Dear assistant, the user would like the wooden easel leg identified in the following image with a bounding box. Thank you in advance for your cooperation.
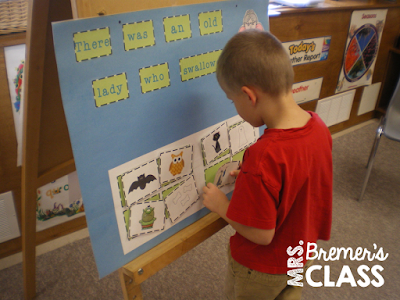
[119,268,143,300]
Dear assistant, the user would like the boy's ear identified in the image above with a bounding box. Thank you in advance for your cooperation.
[241,86,257,106]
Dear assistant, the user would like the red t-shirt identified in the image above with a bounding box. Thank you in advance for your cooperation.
[226,112,332,274]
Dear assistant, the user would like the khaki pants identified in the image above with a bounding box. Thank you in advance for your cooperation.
[225,249,312,300]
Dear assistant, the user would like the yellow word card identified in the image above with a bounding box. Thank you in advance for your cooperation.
[92,73,129,107]
[198,10,223,36]
[163,15,192,43]
[73,27,112,62]
[123,20,155,51]
[179,50,222,82]
[139,63,170,94]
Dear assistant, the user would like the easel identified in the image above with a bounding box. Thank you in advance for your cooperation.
[21,0,226,299]
[119,212,227,300]
[22,0,80,299]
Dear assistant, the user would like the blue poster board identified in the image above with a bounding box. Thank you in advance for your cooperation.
[52,0,268,278]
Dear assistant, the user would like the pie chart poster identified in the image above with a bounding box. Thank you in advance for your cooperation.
[336,9,387,94]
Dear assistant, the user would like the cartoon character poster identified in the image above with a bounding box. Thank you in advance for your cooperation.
[336,9,387,93]
[4,44,26,166]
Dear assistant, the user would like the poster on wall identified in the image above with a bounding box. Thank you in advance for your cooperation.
[52,0,268,277]
[316,90,356,127]
[292,77,323,104]
[4,44,26,167]
[282,36,331,66]
[36,171,84,231]
[336,9,387,93]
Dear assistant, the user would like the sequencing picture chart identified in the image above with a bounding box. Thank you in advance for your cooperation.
[109,114,259,255]
[52,0,268,277]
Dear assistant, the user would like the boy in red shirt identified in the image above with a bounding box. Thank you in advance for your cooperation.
[202,30,332,299]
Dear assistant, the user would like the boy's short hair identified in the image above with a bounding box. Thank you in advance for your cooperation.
[216,30,294,96]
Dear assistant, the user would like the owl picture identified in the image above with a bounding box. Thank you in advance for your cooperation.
[169,151,184,176]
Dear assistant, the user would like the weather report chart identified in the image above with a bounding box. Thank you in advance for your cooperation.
[52,0,268,277]
[336,9,387,93]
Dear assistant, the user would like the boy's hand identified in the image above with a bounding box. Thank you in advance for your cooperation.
[230,162,242,178]
[230,169,240,177]
[202,183,229,217]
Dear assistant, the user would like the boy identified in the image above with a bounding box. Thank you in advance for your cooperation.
[202,30,332,299]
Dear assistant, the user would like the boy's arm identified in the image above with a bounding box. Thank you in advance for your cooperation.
[202,182,275,246]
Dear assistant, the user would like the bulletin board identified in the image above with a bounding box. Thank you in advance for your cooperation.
[52,0,268,278]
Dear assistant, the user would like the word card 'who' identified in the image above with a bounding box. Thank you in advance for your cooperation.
[139,63,171,94]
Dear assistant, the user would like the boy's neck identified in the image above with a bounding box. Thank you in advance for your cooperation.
[260,92,311,130]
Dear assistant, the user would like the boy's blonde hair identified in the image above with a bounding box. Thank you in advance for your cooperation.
[216,30,294,97]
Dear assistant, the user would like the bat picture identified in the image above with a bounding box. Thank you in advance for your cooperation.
[129,174,157,193]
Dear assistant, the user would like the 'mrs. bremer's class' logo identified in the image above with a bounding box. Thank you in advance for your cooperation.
[286,241,388,288]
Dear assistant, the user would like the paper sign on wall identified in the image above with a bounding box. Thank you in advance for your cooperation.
[36,171,84,231]
[4,44,25,166]
[292,77,323,104]
[282,36,331,66]
[316,90,355,127]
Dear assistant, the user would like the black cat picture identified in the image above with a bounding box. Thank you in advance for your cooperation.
[212,132,221,153]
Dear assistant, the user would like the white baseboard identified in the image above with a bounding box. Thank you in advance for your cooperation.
[0,228,89,271]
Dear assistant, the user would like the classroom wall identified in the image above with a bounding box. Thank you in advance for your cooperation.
[270,3,400,133]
